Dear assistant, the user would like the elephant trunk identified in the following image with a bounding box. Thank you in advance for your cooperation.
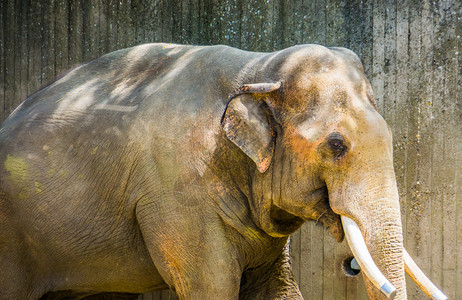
[341,216,397,298]
[342,209,447,299]
[356,200,406,300]
[328,172,407,299]
[328,164,447,299]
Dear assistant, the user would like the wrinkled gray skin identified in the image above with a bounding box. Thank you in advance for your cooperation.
[0,44,405,299]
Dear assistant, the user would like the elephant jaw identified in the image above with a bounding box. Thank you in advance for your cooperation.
[341,216,447,300]
[268,202,344,241]
[268,186,344,241]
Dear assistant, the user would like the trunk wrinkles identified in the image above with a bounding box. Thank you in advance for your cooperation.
[359,197,406,300]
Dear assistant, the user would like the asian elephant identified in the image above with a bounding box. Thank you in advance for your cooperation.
[0,43,445,300]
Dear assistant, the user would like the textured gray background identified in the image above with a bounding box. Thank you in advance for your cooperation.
[0,1,460,299]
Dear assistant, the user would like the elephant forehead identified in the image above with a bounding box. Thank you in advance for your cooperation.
[279,46,337,74]
[314,73,366,104]
[296,112,340,141]
[281,72,370,118]
[288,99,388,155]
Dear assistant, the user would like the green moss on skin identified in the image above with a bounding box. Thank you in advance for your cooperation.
[4,154,28,184]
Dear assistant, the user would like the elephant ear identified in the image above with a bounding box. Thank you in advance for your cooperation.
[221,82,281,173]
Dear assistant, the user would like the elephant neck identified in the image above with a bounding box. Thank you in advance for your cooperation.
[203,135,281,254]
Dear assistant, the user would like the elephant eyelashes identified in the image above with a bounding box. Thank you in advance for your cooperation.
[329,139,345,150]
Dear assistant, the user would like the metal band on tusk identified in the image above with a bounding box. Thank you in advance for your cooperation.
[403,249,447,300]
[341,216,397,299]
[432,290,448,300]
[381,283,397,299]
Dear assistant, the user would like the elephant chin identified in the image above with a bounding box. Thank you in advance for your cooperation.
[319,211,344,242]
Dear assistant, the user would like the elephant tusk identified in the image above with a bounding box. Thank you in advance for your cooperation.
[341,216,397,299]
[403,248,447,300]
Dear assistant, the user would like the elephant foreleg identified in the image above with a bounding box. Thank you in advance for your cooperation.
[136,200,243,300]
[239,240,303,300]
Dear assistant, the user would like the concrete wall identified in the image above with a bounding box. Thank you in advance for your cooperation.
[0,1,460,299]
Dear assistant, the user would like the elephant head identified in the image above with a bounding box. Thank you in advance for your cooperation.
[221,45,446,299]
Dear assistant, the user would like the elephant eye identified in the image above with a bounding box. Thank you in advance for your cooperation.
[326,132,348,157]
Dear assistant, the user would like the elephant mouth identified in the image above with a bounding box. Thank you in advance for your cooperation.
[309,186,344,242]
[269,205,306,235]
[269,186,344,242]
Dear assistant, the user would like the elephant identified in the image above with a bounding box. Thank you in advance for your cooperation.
[0,43,446,300]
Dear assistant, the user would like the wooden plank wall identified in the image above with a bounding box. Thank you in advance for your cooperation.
[0,1,460,299]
